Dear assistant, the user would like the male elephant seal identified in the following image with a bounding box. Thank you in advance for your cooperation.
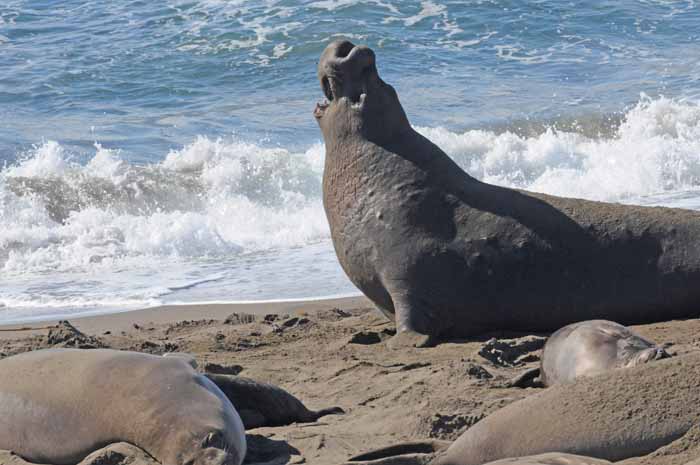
[205,373,344,429]
[314,40,700,348]
[540,319,669,386]
[0,349,246,465]
[346,352,700,464]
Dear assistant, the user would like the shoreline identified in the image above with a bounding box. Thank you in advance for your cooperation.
[3,295,697,465]
[0,295,372,336]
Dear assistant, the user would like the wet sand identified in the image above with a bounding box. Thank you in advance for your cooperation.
[1,298,700,465]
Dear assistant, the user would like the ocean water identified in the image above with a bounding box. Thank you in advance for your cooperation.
[2,1,700,323]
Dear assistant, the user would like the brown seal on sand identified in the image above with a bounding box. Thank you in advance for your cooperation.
[346,352,700,464]
[0,349,246,465]
[314,39,700,348]
[540,319,669,386]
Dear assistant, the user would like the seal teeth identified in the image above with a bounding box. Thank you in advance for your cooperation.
[351,93,366,110]
[322,76,334,101]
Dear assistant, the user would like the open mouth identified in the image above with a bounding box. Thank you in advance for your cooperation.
[315,74,368,118]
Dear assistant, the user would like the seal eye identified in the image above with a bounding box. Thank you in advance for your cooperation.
[322,76,333,101]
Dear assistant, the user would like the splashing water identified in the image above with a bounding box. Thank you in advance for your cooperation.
[2,0,700,322]
[2,96,700,322]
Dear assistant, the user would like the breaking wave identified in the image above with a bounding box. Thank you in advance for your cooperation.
[2,96,700,318]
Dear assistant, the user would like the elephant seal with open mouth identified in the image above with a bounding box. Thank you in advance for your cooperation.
[540,319,669,386]
[315,39,700,348]
[0,349,246,465]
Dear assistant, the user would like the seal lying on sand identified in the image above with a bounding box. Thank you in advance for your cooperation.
[205,373,344,428]
[0,349,246,465]
[163,353,345,428]
[346,451,611,465]
[346,352,700,464]
[479,454,611,465]
[315,39,700,348]
[540,319,669,386]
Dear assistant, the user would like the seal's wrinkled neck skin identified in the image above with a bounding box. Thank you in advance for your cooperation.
[315,40,410,147]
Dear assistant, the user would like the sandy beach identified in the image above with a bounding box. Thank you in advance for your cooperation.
[3,297,700,465]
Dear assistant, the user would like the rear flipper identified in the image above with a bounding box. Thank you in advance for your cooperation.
[309,406,346,421]
[346,441,450,465]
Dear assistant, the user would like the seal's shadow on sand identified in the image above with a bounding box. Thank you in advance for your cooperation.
[244,434,301,465]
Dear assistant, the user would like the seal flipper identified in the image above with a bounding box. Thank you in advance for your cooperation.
[346,441,449,465]
[387,330,435,350]
[384,287,440,349]
[312,406,345,420]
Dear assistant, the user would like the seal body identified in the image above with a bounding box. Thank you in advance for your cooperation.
[480,453,612,465]
[349,352,700,464]
[205,373,344,429]
[431,353,700,465]
[315,40,700,347]
[0,349,246,465]
[540,320,669,386]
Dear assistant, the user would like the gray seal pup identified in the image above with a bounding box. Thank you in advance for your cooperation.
[205,373,345,428]
[346,352,700,464]
[540,319,669,386]
[0,349,246,465]
[314,39,700,348]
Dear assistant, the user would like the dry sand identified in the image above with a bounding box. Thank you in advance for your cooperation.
[1,297,700,465]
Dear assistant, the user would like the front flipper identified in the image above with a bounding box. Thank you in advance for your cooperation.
[386,330,436,349]
[384,285,442,349]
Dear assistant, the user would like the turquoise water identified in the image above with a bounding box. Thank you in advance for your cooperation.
[2,1,700,322]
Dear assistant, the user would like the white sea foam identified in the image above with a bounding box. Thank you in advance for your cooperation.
[1,136,328,275]
[382,0,448,27]
[309,0,400,14]
[418,96,700,201]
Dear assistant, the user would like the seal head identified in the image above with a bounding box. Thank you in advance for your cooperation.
[540,320,670,386]
[315,40,409,146]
